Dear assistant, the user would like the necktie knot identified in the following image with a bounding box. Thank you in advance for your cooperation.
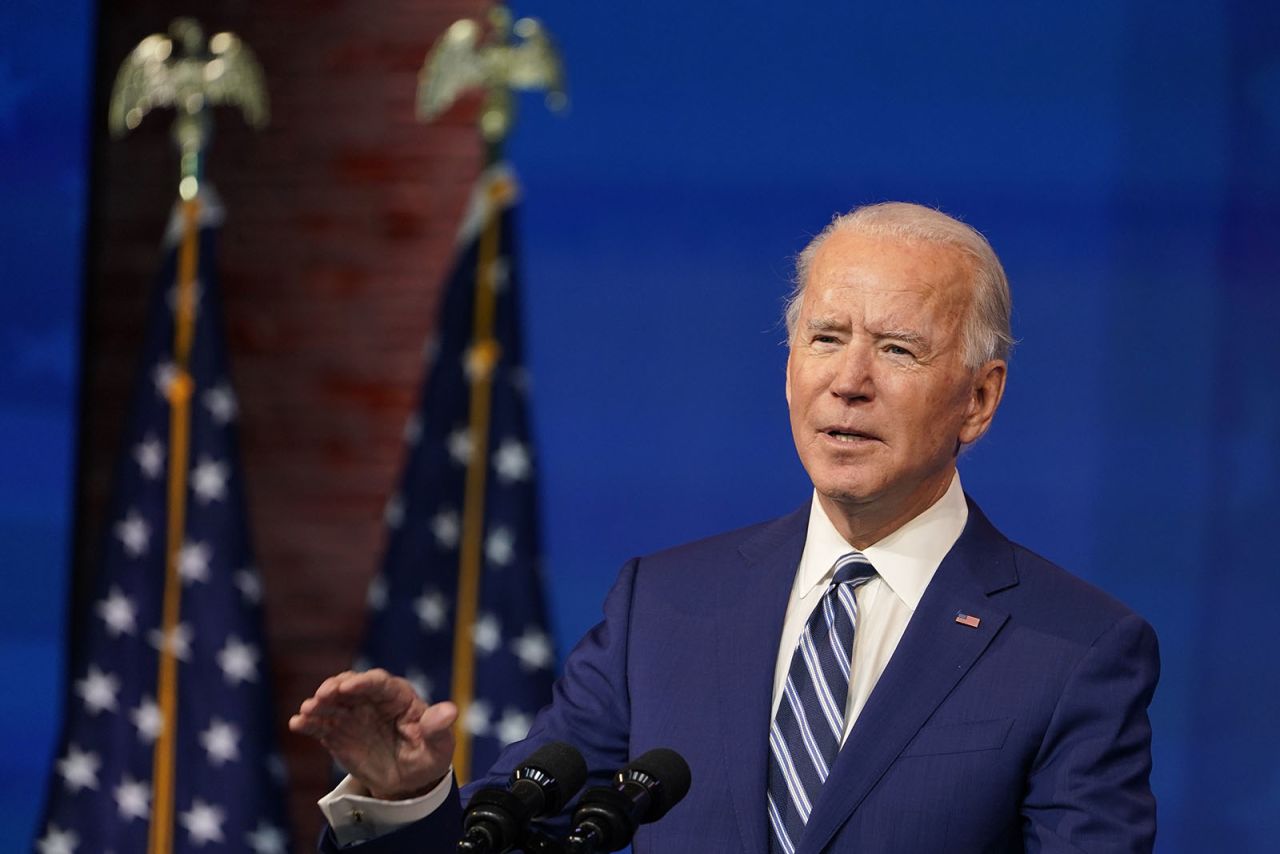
[831,551,876,588]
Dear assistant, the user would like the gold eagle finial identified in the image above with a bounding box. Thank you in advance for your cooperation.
[109,18,269,198]
[417,4,566,145]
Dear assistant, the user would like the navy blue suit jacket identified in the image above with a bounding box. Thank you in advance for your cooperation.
[323,499,1158,852]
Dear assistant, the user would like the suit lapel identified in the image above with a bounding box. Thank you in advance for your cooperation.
[799,500,1019,854]
[713,506,809,854]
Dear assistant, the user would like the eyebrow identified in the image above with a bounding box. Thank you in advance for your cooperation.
[874,328,931,349]
[803,318,934,352]
[875,330,936,353]
[804,317,847,332]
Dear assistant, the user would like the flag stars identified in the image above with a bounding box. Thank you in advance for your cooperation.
[512,628,554,671]
[493,439,531,483]
[366,576,388,610]
[485,527,516,567]
[131,696,163,743]
[234,568,262,604]
[96,586,137,637]
[114,776,150,821]
[148,622,194,661]
[56,744,100,793]
[403,413,422,445]
[495,709,533,746]
[75,666,120,715]
[217,636,260,685]
[114,510,151,558]
[152,360,178,398]
[405,668,432,702]
[200,719,242,765]
[179,799,227,845]
[473,613,502,654]
[36,824,78,854]
[179,541,213,584]
[48,255,292,850]
[203,383,238,424]
[432,508,460,549]
[246,821,288,854]
[422,335,440,363]
[190,457,228,503]
[464,700,492,736]
[415,589,448,632]
[267,753,288,784]
[133,435,165,479]
[447,428,472,466]
[384,494,404,529]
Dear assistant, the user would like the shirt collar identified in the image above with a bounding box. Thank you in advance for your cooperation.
[796,471,969,610]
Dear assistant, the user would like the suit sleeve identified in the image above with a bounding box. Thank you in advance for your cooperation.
[317,560,640,851]
[475,556,638,793]
[317,782,462,853]
[1021,612,1160,853]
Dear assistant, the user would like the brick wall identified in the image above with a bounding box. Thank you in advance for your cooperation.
[81,2,486,847]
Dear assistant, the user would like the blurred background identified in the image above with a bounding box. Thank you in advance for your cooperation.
[4,0,1278,850]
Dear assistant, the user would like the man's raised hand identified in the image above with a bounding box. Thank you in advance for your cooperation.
[289,669,457,800]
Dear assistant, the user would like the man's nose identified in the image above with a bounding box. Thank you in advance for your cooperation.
[829,344,875,400]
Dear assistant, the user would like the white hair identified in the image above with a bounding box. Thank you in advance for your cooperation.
[785,202,1014,367]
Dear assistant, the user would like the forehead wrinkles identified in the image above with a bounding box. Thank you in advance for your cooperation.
[803,279,947,329]
[804,239,973,325]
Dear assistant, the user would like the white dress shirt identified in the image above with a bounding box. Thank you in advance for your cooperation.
[321,472,968,844]
[771,472,968,740]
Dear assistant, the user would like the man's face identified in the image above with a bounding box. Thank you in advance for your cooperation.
[786,229,1005,535]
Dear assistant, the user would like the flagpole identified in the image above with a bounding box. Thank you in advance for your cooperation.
[148,194,200,854]
[450,170,505,783]
[150,62,205,854]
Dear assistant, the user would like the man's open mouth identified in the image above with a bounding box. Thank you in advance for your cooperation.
[824,429,877,443]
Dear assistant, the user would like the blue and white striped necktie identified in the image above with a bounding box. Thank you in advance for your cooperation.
[767,551,877,854]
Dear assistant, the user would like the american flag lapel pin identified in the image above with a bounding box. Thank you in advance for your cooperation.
[954,611,981,628]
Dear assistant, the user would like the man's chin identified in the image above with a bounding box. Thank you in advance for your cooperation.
[812,481,883,510]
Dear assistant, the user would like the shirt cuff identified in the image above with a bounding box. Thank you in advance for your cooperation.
[318,772,454,847]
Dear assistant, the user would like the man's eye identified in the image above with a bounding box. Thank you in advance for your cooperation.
[885,344,914,357]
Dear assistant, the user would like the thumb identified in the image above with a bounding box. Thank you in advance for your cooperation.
[418,701,458,738]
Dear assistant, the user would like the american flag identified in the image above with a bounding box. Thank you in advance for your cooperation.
[36,192,291,854]
[358,165,555,781]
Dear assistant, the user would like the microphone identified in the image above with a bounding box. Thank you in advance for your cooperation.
[565,748,692,853]
[457,741,588,853]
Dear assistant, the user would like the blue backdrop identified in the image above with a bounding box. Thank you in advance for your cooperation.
[5,1,1278,849]
[0,0,92,848]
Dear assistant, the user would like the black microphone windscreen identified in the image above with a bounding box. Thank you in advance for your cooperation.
[624,748,691,820]
[516,741,589,813]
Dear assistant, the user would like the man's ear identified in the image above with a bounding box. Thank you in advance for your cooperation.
[958,359,1007,445]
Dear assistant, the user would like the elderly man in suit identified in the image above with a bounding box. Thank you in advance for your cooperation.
[292,202,1159,852]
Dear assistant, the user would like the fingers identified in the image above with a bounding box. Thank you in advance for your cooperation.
[337,669,409,700]
[289,671,367,737]
[290,669,434,738]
